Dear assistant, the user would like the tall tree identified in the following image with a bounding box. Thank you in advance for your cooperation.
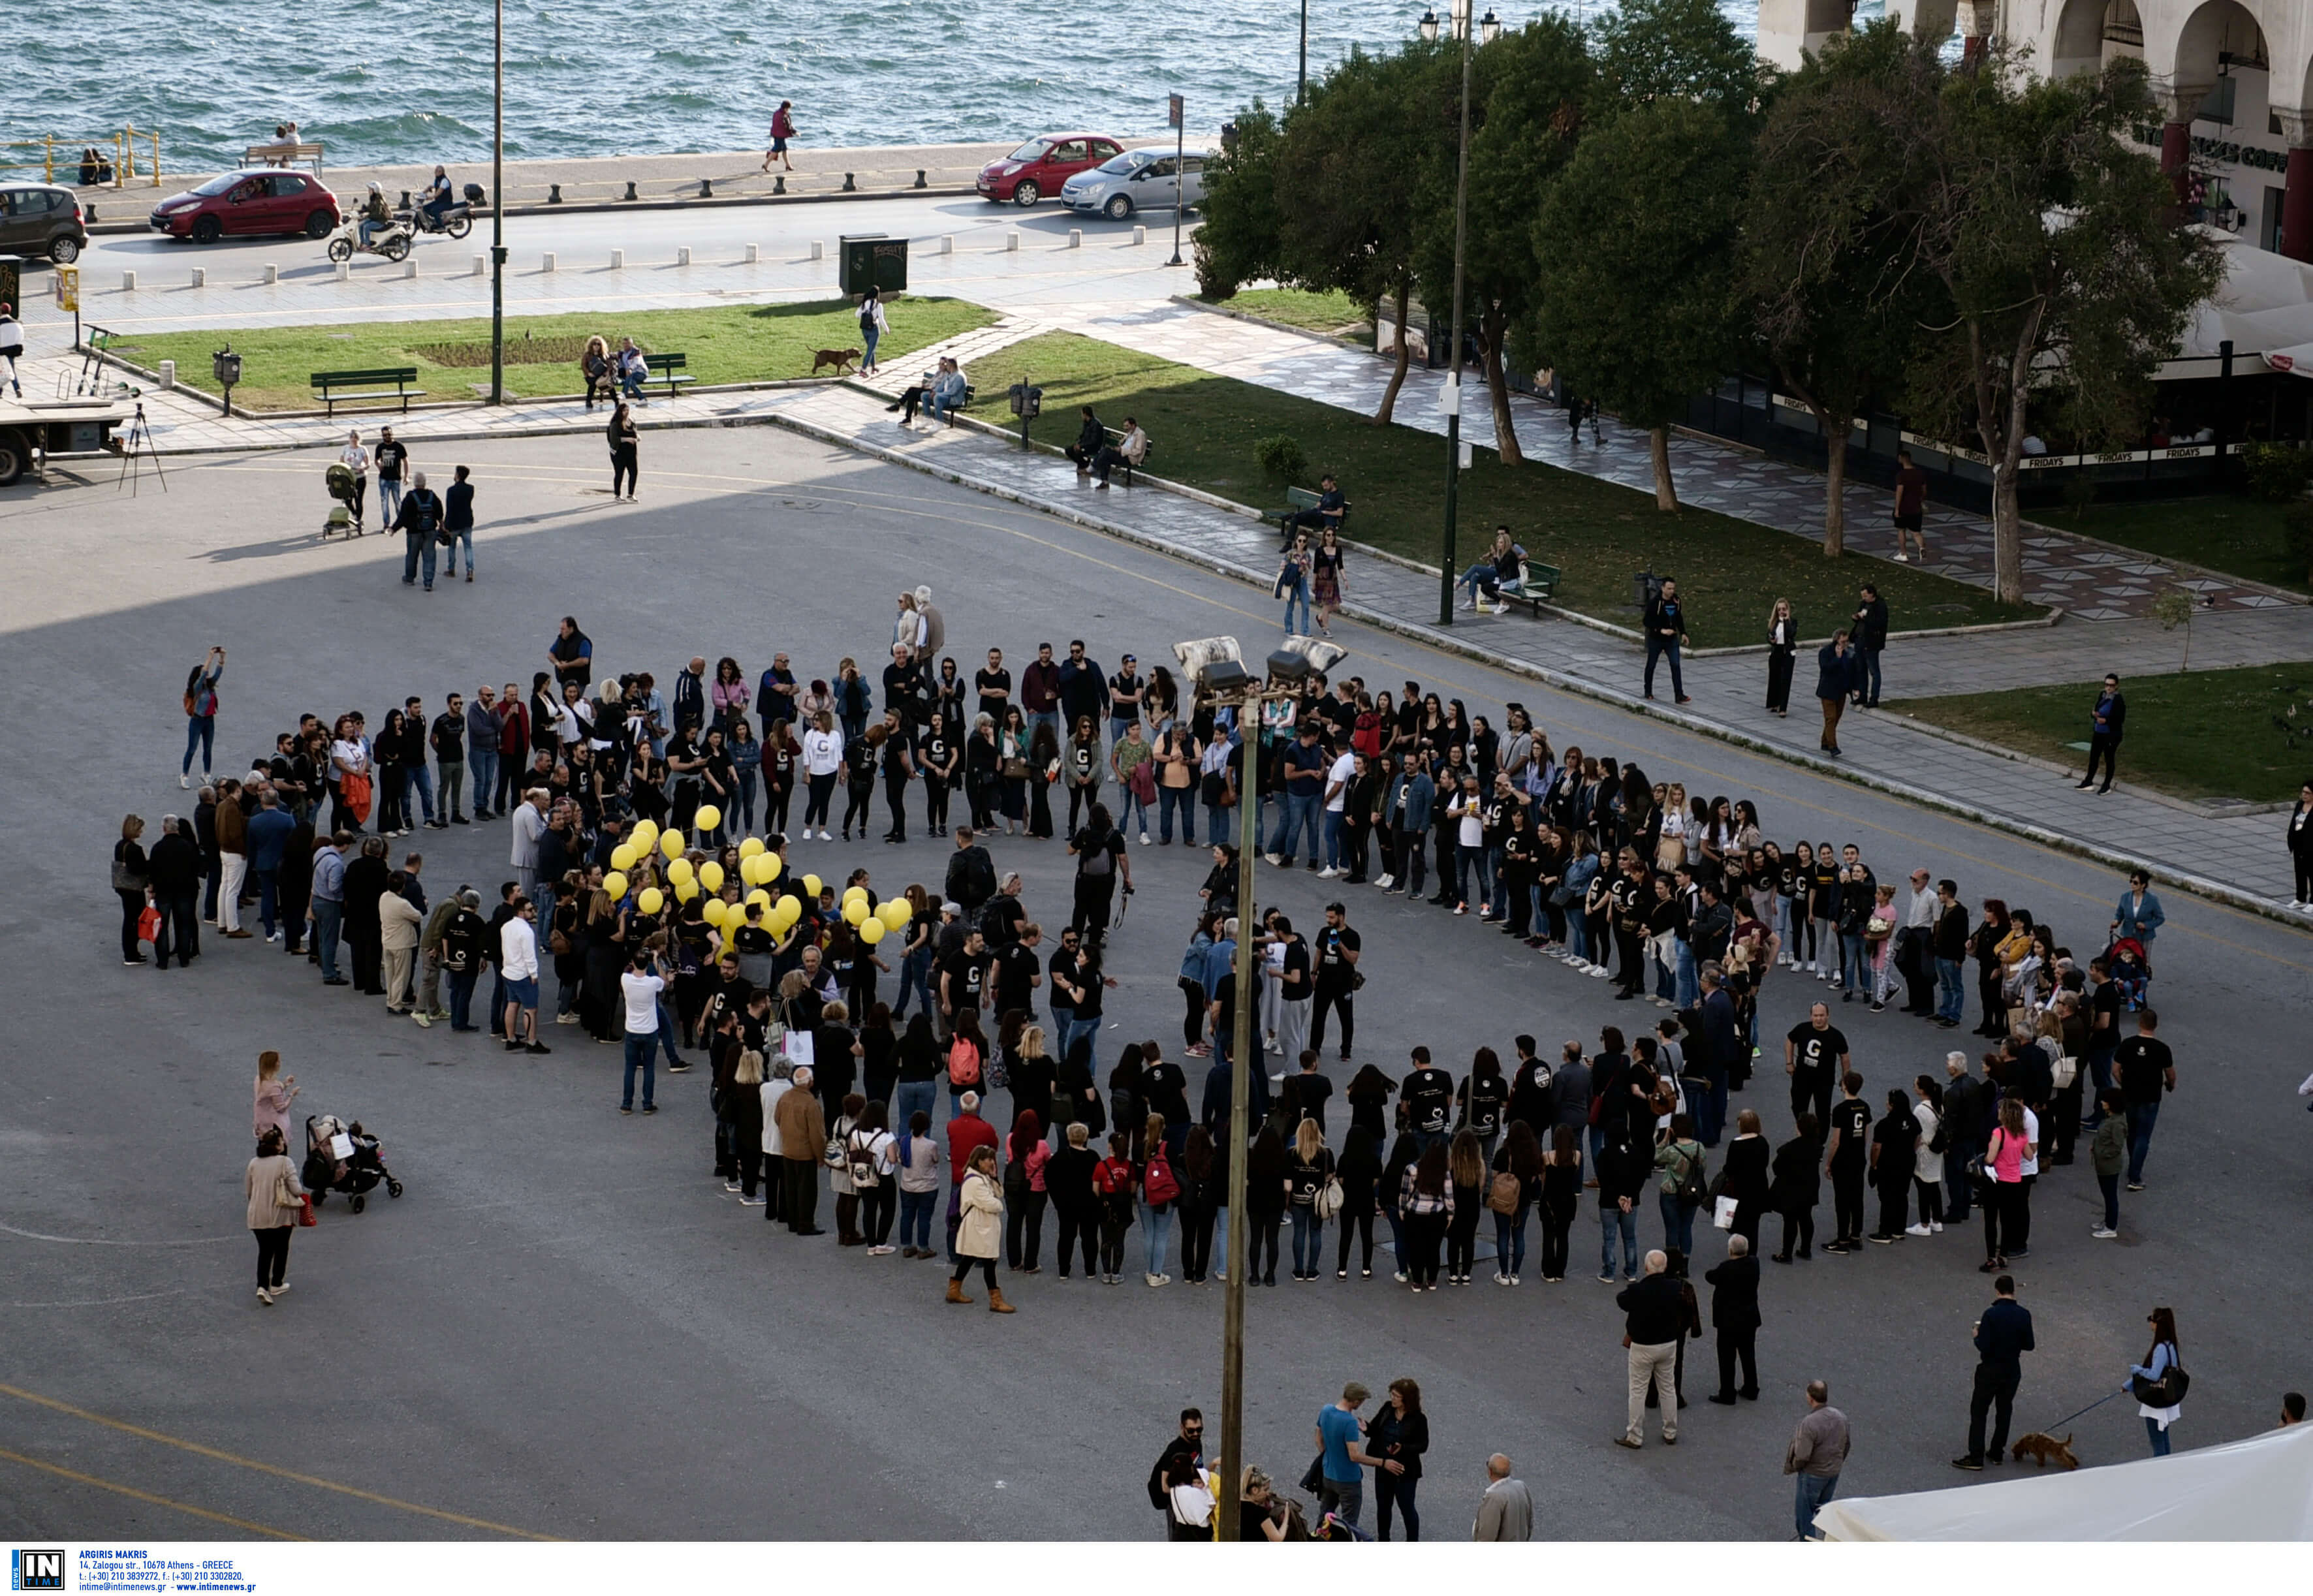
[1409,18,1593,467]
[1902,54,2224,602]
[1532,97,1749,509]
[1742,21,1939,554]
[1272,48,1441,424]
[1594,0,1766,116]
[1189,102,1283,301]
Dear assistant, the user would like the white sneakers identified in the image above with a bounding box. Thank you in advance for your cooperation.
[1317,867,1339,879]
[1906,1222,1932,1238]
[2090,1226,2117,1239]
[1375,875,1395,891]
[1139,831,1152,845]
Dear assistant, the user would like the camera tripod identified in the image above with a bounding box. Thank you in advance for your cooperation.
[114,401,166,496]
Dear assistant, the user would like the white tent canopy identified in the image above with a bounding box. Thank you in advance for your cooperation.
[1816,1422,2313,1541]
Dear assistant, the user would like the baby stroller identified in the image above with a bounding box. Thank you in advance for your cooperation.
[302,1114,404,1213]
[2104,937,2152,1011]
[323,462,362,540]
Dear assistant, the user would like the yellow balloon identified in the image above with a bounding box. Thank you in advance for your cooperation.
[700,898,727,927]
[675,880,699,903]
[738,836,765,858]
[858,915,887,945]
[760,853,782,881]
[667,857,695,886]
[699,861,725,893]
[603,871,629,900]
[747,888,772,909]
[693,804,722,834]
[631,819,657,845]
[879,900,912,932]
[609,843,638,873]
[661,830,686,860]
[801,874,823,899]
[742,855,766,886]
[843,883,870,903]
[776,893,802,923]
[638,888,665,916]
[843,898,870,925]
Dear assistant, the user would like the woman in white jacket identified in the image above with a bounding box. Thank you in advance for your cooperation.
[947,1145,1013,1312]
[800,712,843,841]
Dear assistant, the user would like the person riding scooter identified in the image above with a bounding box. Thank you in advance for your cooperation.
[418,166,455,228]
[358,183,392,249]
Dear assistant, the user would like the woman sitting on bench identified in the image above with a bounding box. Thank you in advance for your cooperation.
[580,336,615,411]
[1456,525,1526,612]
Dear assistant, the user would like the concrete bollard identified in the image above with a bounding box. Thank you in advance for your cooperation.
[810,240,824,260]
[624,180,638,202]
[158,359,176,390]
[1005,230,1020,253]
[191,266,206,287]
[744,243,760,263]
[472,254,487,276]
[403,258,418,279]
[121,270,137,292]
[939,234,954,255]
[677,245,692,266]
[547,183,563,204]
[263,262,279,284]
[1133,225,1146,246]
[610,248,625,269]
[1067,229,1082,249]
[915,169,927,189]
[842,172,856,191]
[334,262,349,283]
[542,251,556,272]
[700,178,714,198]
[773,174,785,195]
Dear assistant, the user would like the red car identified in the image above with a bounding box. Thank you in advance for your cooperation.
[149,170,342,243]
[976,132,1125,208]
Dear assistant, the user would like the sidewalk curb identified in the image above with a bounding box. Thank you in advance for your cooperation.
[87,183,978,237]
[765,397,2313,933]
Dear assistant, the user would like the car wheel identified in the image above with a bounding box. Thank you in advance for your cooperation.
[305,208,336,240]
[48,235,80,264]
[1011,180,1041,208]
[446,213,471,240]
[327,237,353,263]
[0,430,24,488]
[191,215,222,245]
[383,234,411,263]
[1104,194,1133,221]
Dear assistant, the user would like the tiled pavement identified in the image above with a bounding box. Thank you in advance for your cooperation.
[1033,300,2297,621]
[760,381,2306,918]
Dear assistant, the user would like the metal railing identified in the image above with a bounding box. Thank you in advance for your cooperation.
[0,130,161,188]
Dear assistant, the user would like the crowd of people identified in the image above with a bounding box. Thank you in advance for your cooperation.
[139,602,2235,1535]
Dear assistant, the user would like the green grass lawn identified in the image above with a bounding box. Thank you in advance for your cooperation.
[1889,665,2313,802]
[2039,494,2310,594]
[120,298,995,411]
[976,332,2036,647]
[1202,287,1372,339]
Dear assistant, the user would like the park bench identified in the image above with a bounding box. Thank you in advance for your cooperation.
[1100,424,1152,484]
[1263,482,1351,542]
[242,142,326,174]
[1488,561,1562,618]
[640,352,693,397]
[310,367,425,418]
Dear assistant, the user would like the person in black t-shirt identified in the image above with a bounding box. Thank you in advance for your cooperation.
[918,721,958,837]
[1456,1047,1509,1158]
[1400,1046,1454,1150]
[1784,1005,1850,1133]
[876,709,917,843]
[938,928,990,1031]
[1822,1073,1872,1253]
[1067,803,1131,947]
[1291,1050,1334,1139]
[992,922,1044,1018]
[2111,1009,2174,1189]
[1310,902,1362,1061]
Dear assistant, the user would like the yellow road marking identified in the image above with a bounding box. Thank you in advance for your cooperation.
[0,1444,308,1540]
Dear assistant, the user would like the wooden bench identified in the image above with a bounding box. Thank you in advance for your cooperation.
[640,352,694,397]
[1099,424,1152,485]
[1488,561,1562,618]
[1263,482,1350,542]
[310,367,425,418]
[242,142,326,174]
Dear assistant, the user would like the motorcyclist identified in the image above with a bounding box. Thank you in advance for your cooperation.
[358,183,392,249]
[419,166,455,228]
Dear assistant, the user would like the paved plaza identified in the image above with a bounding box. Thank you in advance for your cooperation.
[1,427,2308,1541]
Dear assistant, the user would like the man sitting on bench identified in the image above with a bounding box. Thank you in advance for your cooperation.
[1065,405,1107,473]
[1092,415,1148,490]
[1456,525,1527,611]
[1282,474,1345,548]
[889,358,969,426]
[614,337,650,403]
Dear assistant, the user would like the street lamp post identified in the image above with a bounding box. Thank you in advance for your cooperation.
[1299,0,1310,104]
[490,0,506,405]
[1419,5,1498,628]
[1175,634,1342,1541]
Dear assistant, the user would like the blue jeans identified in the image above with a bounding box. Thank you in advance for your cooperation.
[448,965,479,1029]
[1144,1201,1175,1276]
[2145,1416,2171,1457]
[896,948,934,1018]
[402,762,435,823]
[1935,957,1964,1022]
[1493,1204,1530,1276]
[1840,931,1869,991]
[1274,790,1321,863]
[1795,1471,1838,1540]
[654,1002,685,1066]
[1696,1067,1728,1147]
[1060,1013,1100,1078]
[2126,1100,2160,1183]
[252,868,280,937]
[311,898,343,980]
[1204,800,1231,847]
[622,1033,657,1110]
[1457,561,1497,606]
[1289,1204,1323,1274]
[468,746,497,812]
[1659,1191,1697,1257]
[1855,646,1881,706]
[1157,785,1196,844]
[182,714,215,776]
[1323,810,1346,871]
[862,324,881,368]
[1644,637,1684,698]
[402,530,437,587]
[898,1187,936,1249]
[1600,1202,1639,1278]
[1675,938,1698,1008]
[895,1079,937,1134]
[1116,786,1150,834]
[453,525,474,574]
[1282,576,1312,636]
[619,368,646,399]
[378,477,404,524]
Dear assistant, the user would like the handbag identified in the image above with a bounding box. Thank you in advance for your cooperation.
[1001,755,1031,781]
[137,905,162,944]
[2131,1364,2190,1407]
[1314,1174,1345,1221]
[111,859,147,893]
[2051,1054,2079,1090]
[296,1193,317,1227]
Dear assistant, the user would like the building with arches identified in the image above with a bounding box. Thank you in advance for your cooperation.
[1757,0,2313,258]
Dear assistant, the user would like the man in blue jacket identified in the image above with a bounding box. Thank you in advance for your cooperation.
[1953,1275,2035,1469]
[245,790,298,943]
[1815,633,1859,757]
[2077,674,2126,793]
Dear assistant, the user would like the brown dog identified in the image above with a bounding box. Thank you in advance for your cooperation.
[811,347,861,377]
[2007,1432,2079,1471]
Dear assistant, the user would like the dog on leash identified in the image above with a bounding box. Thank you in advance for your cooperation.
[811,347,862,377]
[2007,1432,2079,1471]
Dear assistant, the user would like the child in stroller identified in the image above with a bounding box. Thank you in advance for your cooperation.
[2103,937,2151,1011]
[302,1114,405,1213]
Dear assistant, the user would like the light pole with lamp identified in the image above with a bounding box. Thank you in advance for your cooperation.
[1172,632,1344,1540]
[1419,3,1500,628]
[489,0,507,405]
[1299,0,1310,103]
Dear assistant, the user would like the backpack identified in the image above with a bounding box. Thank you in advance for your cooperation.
[1486,1170,1522,1216]
[1674,1143,1710,1208]
[1144,1147,1181,1206]
[847,1130,881,1189]
[947,1035,982,1089]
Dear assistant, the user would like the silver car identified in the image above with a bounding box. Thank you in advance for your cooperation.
[1061,148,1210,221]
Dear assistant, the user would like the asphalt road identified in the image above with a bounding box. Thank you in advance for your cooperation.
[3,426,2307,1541]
